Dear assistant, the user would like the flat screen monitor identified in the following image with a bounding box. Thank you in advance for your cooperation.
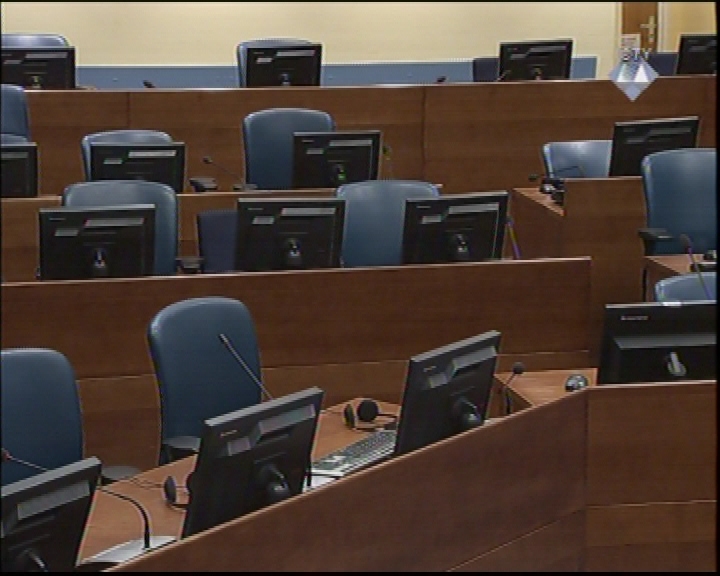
[181,386,324,539]
[597,300,716,385]
[498,39,573,81]
[245,43,322,87]
[1,457,102,572]
[402,191,509,265]
[1,143,38,198]
[675,34,717,75]
[39,204,156,280]
[89,143,186,193]
[292,130,381,189]
[1,47,76,89]
[235,198,345,272]
[394,330,501,457]
[608,116,700,177]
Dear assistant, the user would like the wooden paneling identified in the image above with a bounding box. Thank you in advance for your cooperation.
[26,90,129,196]
[423,76,716,193]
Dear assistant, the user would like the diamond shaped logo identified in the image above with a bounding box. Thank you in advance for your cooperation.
[609,51,659,101]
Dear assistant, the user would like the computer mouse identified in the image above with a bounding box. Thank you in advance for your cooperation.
[564,373,589,392]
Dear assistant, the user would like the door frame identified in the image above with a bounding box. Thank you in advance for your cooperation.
[616,2,669,53]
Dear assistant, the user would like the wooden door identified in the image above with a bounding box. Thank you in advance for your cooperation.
[622,2,660,52]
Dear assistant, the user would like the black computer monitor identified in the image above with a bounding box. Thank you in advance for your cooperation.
[181,386,324,538]
[234,198,345,272]
[393,330,501,457]
[402,191,509,265]
[1,142,38,198]
[1,47,76,89]
[608,116,699,177]
[89,143,186,193]
[1,457,102,572]
[675,34,717,75]
[245,43,322,87]
[596,300,716,385]
[39,204,156,280]
[292,130,382,189]
[497,39,573,81]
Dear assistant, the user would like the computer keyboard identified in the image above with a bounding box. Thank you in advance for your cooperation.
[310,429,397,478]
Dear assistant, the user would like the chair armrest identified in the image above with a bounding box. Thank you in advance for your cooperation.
[163,436,201,463]
[101,464,142,485]
[638,227,674,255]
[176,256,203,274]
[189,177,218,193]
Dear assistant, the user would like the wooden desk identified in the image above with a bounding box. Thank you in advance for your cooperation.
[643,254,690,300]
[1,258,592,470]
[509,178,647,361]
[24,76,716,196]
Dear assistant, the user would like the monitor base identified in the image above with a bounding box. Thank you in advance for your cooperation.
[80,536,176,567]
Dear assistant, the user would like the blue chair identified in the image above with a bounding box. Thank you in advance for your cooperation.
[242,108,335,190]
[1,33,69,47]
[472,57,499,82]
[80,129,173,181]
[0,348,138,485]
[147,297,263,463]
[541,140,612,178]
[1,133,28,144]
[654,272,716,302]
[336,180,440,268]
[197,209,237,273]
[62,180,181,276]
[639,148,717,256]
[647,52,678,76]
[1,84,31,140]
[236,38,313,87]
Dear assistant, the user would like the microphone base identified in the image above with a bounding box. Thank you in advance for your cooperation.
[81,536,176,567]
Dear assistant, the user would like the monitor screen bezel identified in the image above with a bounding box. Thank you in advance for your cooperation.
[497,38,574,81]
[675,33,717,75]
[0,46,76,89]
[1,142,38,198]
[245,43,323,88]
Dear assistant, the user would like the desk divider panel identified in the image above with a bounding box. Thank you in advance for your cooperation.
[110,391,587,572]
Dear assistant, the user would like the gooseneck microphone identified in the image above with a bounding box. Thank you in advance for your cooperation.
[679,234,712,300]
[218,333,274,401]
[2,449,174,564]
[503,362,526,416]
[201,156,251,190]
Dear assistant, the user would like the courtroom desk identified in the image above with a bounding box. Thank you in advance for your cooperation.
[495,368,597,412]
[1,258,592,470]
[126,87,425,192]
[1,196,61,282]
[423,75,716,194]
[643,254,691,301]
[509,179,646,362]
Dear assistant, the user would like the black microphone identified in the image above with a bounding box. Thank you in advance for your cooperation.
[142,80,156,89]
[665,352,687,379]
[218,333,274,401]
[201,156,254,191]
[679,234,712,300]
[435,75,447,84]
[528,163,586,185]
[502,362,525,416]
[1,449,174,562]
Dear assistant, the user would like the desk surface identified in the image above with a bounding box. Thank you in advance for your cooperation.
[79,399,397,561]
[497,368,597,411]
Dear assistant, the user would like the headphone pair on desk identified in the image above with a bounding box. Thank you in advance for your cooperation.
[343,399,397,432]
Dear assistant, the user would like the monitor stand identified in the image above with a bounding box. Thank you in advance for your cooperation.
[78,536,176,568]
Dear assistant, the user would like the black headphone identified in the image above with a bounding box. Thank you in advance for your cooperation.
[343,399,397,432]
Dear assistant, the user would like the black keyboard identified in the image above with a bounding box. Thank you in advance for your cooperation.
[310,429,397,478]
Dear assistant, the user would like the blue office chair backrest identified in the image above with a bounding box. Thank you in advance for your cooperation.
[1,348,83,485]
[472,57,499,82]
[641,148,717,255]
[542,140,612,179]
[147,297,263,459]
[336,180,440,268]
[81,129,173,181]
[654,272,717,302]
[1,133,29,144]
[236,38,313,87]
[242,108,335,190]
[1,84,31,140]
[196,209,237,274]
[62,180,179,276]
[1,33,70,48]
[646,51,678,77]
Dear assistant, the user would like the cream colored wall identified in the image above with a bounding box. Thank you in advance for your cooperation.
[1,2,621,75]
[662,2,716,51]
